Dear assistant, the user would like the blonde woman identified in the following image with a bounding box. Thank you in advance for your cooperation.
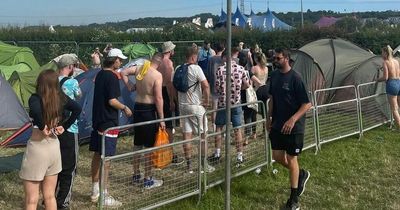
[377,45,400,128]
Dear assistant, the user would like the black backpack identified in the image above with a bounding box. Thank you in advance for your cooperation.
[173,64,198,92]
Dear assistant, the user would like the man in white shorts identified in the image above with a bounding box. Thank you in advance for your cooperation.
[173,47,214,173]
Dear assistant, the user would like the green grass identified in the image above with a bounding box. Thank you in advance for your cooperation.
[1,126,400,210]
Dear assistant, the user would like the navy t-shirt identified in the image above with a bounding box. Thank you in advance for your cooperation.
[268,69,310,134]
[92,69,121,131]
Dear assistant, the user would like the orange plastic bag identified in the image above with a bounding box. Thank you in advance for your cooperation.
[152,128,173,169]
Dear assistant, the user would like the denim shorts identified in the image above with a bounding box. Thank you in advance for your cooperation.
[386,79,400,96]
[215,106,242,128]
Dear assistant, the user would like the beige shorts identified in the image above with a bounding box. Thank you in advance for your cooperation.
[19,138,62,181]
[179,104,208,135]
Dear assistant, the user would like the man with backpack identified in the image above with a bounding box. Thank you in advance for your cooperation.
[56,54,82,209]
[173,47,214,173]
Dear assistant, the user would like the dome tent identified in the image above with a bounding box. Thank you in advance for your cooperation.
[291,38,383,104]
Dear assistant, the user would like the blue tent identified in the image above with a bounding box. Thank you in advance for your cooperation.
[0,75,32,147]
[218,8,227,23]
[232,6,248,28]
[251,9,293,31]
[217,7,248,28]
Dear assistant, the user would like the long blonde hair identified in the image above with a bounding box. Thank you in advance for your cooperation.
[382,45,393,60]
[35,69,64,129]
[255,52,267,69]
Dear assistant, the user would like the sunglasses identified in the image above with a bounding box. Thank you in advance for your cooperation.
[274,56,284,61]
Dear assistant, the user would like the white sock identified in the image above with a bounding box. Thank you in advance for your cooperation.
[92,182,99,191]
[237,152,243,161]
[215,149,221,157]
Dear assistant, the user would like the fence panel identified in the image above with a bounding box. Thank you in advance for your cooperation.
[100,115,201,210]
[203,101,269,190]
[16,41,78,65]
[357,82,391,134]
[314,85,361,145]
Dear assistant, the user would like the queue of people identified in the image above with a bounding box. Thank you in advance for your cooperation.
[21,40,366,210]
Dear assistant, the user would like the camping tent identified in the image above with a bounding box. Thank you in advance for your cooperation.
[0,42,39,71]
[0,75,32,147]
[122,43,157,61]
[291,38,383,103]
[314,16,340,28]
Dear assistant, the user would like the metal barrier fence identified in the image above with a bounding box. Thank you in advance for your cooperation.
[203,101,270,190]
[92,82,392,209]
[357,81,392,136]
[100,115,202,210]
[314,85,361,145]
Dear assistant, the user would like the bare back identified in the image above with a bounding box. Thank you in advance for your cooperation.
[251,64,268,89]
[158,57,174,87]
[135,68,162,104]
[385,58,400,79]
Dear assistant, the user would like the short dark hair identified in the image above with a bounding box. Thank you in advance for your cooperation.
[103,56,118,68]
[274,48,291,59]
[214,42,225,52]
[185,47,198,60]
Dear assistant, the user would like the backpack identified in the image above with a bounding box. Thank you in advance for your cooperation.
[172,64,198,92]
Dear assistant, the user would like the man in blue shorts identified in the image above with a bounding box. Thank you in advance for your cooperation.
[89,48,133,207]
[267,48,312,210]
[210,49,249,167]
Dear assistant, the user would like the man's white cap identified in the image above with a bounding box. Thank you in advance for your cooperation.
[107,48,127,59]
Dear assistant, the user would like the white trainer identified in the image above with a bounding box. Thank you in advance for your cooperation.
[103,194,122,208]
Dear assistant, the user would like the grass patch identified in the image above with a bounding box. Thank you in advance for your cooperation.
[1,126,399,209]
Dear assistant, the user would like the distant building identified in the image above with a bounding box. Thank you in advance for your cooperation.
[126,27,163,33]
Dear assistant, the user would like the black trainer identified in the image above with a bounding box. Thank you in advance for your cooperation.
[285,198,300,210]
[297,169,310,196]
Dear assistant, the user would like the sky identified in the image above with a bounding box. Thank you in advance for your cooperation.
[0,0,399,26]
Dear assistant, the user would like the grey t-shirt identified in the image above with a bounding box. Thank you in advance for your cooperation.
[175,64,206,105]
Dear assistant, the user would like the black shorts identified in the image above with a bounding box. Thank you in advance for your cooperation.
[162,86,173,129]
[133,103,158,147]
[269,128,304,156]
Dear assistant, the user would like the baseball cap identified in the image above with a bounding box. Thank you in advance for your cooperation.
[108,48,127,59]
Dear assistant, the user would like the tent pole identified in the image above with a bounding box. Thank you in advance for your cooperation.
[301,0,304,28]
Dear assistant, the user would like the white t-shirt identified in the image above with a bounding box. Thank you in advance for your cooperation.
[175,64,206,105]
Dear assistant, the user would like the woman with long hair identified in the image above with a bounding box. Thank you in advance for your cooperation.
[377,45,400,128]
[19,69,81,210]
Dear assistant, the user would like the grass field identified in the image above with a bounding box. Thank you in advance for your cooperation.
[1,125,399,210]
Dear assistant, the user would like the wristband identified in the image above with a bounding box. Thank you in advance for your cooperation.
[122,105,126,110]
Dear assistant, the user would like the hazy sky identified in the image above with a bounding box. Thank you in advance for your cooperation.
[0,0,399,26]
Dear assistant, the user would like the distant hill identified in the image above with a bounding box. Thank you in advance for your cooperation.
[86,13,219,31]
[23,10,400,31]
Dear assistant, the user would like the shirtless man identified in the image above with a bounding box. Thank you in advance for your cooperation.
[377,45,400,128]
[121,52,165,189]
[158,41,184,165]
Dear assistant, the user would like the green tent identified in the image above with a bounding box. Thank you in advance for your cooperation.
[0,42,39,71]
[8,61,57,108]
[0,63,32,80]
[122,43,157,60]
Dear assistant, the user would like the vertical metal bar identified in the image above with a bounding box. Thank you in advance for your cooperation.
[196,116,202,205]
[99,132,106,210]
[314,90,322,151]
[356,84,364,139]
[225,0,232,209]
